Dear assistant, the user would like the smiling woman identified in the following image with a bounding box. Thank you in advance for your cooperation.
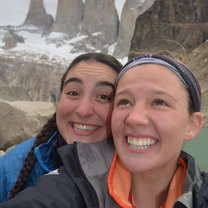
[108,53,208,208]
[0,52,122,204]
[56,59,117,144]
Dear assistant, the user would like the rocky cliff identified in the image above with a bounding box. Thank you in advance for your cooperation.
[186,42,208,128]
[130,0,208,55]
[73,0,119,52]
[24,0,119,52]
[49,0,83,37]
[113,0,155,58]
[24,0,54,30]
[0,55,64,103]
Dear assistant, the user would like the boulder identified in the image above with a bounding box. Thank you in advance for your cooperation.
[0,99,55,150]
[3,30,24,50]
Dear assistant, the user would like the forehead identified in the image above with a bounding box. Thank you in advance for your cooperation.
[117,64,187,95]
[121,64,182,83]
[66,60,117,80]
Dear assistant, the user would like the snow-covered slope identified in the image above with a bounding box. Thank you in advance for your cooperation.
[0,0,127,65]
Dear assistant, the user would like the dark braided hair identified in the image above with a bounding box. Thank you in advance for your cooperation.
[9,113,57,199]
[9,52,122,199]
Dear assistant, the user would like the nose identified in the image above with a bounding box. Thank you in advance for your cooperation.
[75,96,94,117]
[125,104,149,126]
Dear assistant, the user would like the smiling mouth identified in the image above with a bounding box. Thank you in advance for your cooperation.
[73,123,98,132]
[127,136,157,150]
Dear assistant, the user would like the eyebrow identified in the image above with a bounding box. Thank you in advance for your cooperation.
[152,91,178,102]
[64,78,115,91]
[64,77,82,87]
[96,81,115,90]
[116,89,177,102]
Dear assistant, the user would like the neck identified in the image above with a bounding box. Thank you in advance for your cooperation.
[131,164,177,208]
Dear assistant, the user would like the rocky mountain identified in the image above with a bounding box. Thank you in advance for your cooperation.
[130,0,208,56]
[0,0,207,152]
[49,0,83,37]
[0,55,64,103]
[73,0,119,52]
[114,0,155,58]
[24,0,54,30]
[23,0,119,52]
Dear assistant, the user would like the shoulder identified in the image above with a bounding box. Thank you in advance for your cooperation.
[1,137,36,159]
[0,167,86,208]
[192,171,208,208]
[0,137,35,169]
[0,182,86,208]
[0,138,36,202]
[200,171,208,189]
[0,137,36,168]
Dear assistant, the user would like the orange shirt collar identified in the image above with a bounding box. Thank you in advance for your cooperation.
[108,153,187,208]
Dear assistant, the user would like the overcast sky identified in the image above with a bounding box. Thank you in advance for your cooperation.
[0,0,58,26]
[0,0,125,26]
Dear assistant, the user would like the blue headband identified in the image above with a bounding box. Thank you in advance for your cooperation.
[114,54,201,112]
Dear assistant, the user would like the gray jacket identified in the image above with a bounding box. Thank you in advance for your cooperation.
[173,151,208,208]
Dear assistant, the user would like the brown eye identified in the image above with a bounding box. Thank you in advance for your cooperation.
[67,91,79,96]
[97,94,112,102]
[153,99,167,106]
[117,99,131,106]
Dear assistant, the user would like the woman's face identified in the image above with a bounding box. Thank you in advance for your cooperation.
[112,64,201,173]
[56,60,117,144]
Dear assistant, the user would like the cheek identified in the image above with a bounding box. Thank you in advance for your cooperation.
[111,109,126,136]
[155,112,189,141]
[98,103,114,123]
[56,98,74,118]
[56,103,66,118]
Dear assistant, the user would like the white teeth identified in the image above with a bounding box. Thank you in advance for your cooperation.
[127,137,157,150]
[74,124,97,131]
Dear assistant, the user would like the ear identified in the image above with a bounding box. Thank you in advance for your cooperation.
[185,112,203,141]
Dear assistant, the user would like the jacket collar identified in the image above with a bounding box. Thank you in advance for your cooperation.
[58,139,117,208]
[34,131,59,172]
[174,151,203,208]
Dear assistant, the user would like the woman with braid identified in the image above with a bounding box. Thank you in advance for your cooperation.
[0,52,122,203]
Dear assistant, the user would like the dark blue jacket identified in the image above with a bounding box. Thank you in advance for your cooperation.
[0,132,59,202]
